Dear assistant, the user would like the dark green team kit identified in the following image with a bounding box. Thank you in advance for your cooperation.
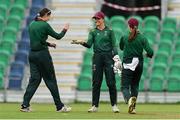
[120,32,154,103]
[22,21,67,110]
[82,26,118,107]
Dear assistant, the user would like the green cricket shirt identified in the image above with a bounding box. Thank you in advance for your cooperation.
[28,21,66,51]
[120,32,154,62]
[85,26,118,55]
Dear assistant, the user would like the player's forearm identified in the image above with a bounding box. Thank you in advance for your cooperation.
[145,46,154,58]
[71,40,92,48]
[56,29,67,39]
[113,47,118,55]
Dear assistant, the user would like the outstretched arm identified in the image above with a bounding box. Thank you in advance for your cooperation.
[71,40,91,48]
[71,30,94,48]
[46,23,69,40]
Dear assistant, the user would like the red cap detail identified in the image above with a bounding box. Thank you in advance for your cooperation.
[128,18,139,29]
[92,11,105,19]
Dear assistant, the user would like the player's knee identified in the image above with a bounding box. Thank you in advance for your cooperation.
[93,82,101,88]
[121,86,129,91]
[29,76,41,82]
[107,82,116,89]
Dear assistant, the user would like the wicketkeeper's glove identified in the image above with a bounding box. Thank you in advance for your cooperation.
[113,55,122,76]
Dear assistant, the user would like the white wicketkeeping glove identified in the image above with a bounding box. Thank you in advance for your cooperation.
[113,55,122,76]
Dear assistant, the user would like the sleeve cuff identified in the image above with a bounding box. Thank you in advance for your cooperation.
[146,53,153,58]
[46,42,51,46]
[62,29,67,33]
[82,43,91,48]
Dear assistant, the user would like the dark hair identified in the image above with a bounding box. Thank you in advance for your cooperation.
[128,26,138,41]
[35,8,51,21]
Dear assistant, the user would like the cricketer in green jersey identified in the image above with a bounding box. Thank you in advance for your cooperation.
[72,11,122,113]
[120,18,154,114]
[20,8,71,112]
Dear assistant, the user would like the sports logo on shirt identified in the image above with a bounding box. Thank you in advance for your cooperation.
[104,31,107,36]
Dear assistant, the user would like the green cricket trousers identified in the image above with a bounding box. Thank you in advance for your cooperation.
[22,49,64,110]
[121,59,143,104]
[92,52,117,107]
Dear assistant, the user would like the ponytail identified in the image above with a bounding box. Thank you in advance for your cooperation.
[34,13,40,21]
[128,26,138,41]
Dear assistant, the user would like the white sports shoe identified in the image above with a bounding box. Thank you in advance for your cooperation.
[57,106,71,112]
[20,107,31,112]
[131,108,136,114]
[20,105,31,112]
[128,97,136,114]
[88,105,98,113]
[112,105,120,113]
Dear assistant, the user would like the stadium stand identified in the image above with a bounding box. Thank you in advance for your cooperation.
[143,28,157,46]
[113,28,123,43]
[143,16,160,32]
[110,16,127,31]
[8,62,25,89]
[162,17,177,32]
[3,0,30,90]
[0,16,5,32]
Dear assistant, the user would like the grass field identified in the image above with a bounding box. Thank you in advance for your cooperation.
[0,102,180,119]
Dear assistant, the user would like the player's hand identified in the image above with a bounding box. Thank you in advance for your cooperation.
[113,55,122,71]
[48,43,56,48]
[113,66,118,73]
[64,23,70,30]
[71,40,84,44]
[113,66,122,76]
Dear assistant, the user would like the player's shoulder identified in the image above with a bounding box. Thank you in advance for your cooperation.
[139,32,146,39]
[104,27,115,34]
[137,32,148,43]
[106,26,113,31]
[89,28,96,33]
[44,21,51,26]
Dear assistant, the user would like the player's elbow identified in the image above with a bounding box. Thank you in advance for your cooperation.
[147,51,154,58]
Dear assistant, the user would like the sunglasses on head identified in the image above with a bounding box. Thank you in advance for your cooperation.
[94,17,101,20]
[47,11,51,16]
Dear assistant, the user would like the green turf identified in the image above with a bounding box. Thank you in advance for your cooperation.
[0,103,180,119]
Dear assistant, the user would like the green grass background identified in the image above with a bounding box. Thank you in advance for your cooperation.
[0,103,180,119]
